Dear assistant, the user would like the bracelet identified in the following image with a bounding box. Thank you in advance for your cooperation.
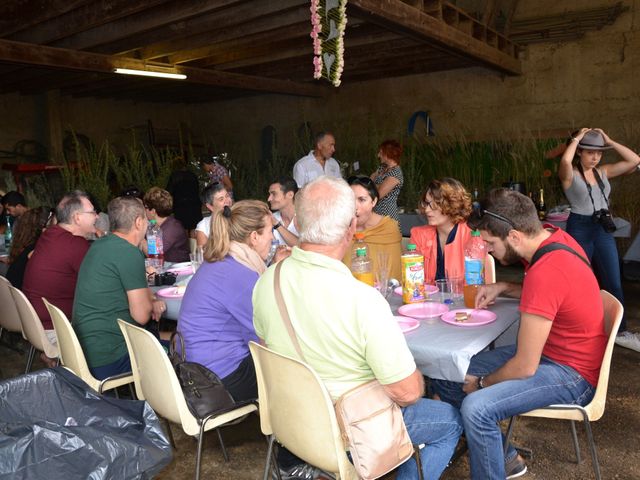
[571,137,579,142]
[272,222,282,231]
[477,375,486,389]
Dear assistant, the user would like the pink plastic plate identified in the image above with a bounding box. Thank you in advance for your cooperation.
[440,309,497,327]
[398,302,449,319]
[546,212,570,222]
[166,264,194,275]
[156,287,185,299]
[395,315,420,334]
[394,284,439,296]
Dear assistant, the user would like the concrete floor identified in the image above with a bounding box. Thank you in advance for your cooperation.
[1,262,639,479]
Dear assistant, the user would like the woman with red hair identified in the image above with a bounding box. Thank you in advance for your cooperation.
[370,139,404,222]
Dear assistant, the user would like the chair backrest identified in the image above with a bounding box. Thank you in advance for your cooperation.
[249,342,355,478]
[118,319,200,435]
[43,298,98,389]
[588,290,623,420]
[0,276,22,332]
[10,286,58,358]
[485,254,496,284]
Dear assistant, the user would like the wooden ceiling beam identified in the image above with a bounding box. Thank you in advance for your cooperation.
[348,0,521,75]
[167,7,312,64]
[0,38,327,97]
[135,0,307,60]
[0,0,91,37]
[48,0,243,51]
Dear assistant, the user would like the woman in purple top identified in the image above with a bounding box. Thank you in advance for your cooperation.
[143,187,190,263]
[178,200,274,401]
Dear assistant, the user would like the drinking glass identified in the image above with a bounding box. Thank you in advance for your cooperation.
[447,276,464,306]
[375,251,391,299]
[435,279,452,304]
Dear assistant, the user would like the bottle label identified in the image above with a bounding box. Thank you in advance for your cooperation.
[464,258,483,285]
[148,236,158,256]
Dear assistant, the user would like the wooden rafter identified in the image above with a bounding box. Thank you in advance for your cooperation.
[348,0,521,75]
[0,38,326,98]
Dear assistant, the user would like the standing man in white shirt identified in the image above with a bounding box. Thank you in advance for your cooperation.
[268,177,299,247]
[292,131,341,188]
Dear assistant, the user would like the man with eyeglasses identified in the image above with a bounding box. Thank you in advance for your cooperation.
[23,190,97,366]
[431,188,606,480]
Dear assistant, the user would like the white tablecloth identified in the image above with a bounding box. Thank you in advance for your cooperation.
[390,295,521,382]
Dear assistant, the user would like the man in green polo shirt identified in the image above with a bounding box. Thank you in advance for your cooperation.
[253,176,462,480]
[73,196,166,380]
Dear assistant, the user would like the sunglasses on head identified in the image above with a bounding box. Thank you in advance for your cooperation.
[347,175,375,186]
[476,208,516,228]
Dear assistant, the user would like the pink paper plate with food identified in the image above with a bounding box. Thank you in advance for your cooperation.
[156,286,186,298]
[394,284,439,296]
[398,302,449,319]
[395,315,420,334]
[440,309,497,327]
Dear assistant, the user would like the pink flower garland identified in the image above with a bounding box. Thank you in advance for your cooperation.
[310,0,323,79]
[310,0,347,86]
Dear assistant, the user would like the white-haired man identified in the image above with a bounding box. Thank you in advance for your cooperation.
[253,176,462,479]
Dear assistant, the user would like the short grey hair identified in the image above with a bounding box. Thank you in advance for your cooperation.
[295,176,355,245]
[108,196,146,233]
[56,190,89,224]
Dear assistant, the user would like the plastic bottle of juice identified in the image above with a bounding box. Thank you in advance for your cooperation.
[351,247,374,286]
[463,230,486,308]
[351,232,367,261]
[147,219,164,271]
[401,244,425,304]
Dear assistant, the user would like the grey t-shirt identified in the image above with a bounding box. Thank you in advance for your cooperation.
[564,168,611,215]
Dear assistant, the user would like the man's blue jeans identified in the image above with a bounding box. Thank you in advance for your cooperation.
[567,212,626,330]
[431,346,595,480]
[397,398,463,480]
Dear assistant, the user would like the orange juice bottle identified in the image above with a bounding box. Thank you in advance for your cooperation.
[401,244,425,303]
[351,247,374,286]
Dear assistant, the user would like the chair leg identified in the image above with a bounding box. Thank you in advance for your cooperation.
[263,434,279,480]
[128,383,136,400]
[195,424,206,480]
[503,416,516,455]
[569,420,582,464]
[216,428,229,462]
[582,419,602,480]
[412,444,424,480]
[162,418,177,450]
[24,345,36,374]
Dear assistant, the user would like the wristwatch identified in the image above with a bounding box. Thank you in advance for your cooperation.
[272,222,282,231]
[477,375,486,389]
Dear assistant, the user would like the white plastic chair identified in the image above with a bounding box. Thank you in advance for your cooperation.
[9,286,58,373]
[485,253,496,284]
[43,298,134,395]
[504,290,623,480]
[0,276,21,340]
[249,341,358,480]
[118,319,257,480]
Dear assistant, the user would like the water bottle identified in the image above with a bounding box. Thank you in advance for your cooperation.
[401,244,426,303]
[147,219,164,271]
[351,247,374,286]
[4,215,12,249]
[463,230,486,308]
[265,239,279,265]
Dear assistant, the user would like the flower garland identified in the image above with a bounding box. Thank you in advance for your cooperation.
[310,0,347,87]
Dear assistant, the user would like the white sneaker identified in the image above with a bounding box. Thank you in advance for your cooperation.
[615,331,640,352]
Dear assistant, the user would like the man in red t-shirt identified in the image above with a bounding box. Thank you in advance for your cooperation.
[431,188,607,480]
[23,191,97,364]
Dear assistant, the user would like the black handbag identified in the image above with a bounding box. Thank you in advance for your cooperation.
[168,332,239,421]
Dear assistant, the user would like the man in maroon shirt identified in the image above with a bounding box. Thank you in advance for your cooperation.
[23,191,97,364]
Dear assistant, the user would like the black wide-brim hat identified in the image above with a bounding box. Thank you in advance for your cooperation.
[577,130,613,151]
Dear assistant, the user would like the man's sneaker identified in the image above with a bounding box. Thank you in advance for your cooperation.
[615,331,640,352]
[275,463,335,480]
[505,454,527,479]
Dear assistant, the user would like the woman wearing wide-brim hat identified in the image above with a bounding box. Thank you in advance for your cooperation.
[559,128,640,352]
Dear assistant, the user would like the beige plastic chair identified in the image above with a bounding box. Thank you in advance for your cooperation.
[249,341,358,480]
[9,286,58,373]
[504,290,623,480]
[0,276,22,339]
[43,298,134,395]
[485,253,496,284]
[118,319,257,480]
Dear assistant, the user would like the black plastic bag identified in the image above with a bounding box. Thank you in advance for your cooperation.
[0,368,172,479]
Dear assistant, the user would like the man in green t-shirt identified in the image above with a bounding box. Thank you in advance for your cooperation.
[73,196,166,380]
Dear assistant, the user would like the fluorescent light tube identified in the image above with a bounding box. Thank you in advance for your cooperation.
[114,68,187,80]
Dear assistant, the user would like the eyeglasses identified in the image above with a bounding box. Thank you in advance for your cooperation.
[419,200,438,210]
[79,210,97,216]
[480,209,516,228]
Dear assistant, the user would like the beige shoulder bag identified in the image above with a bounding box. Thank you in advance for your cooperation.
[273,261,414,480]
